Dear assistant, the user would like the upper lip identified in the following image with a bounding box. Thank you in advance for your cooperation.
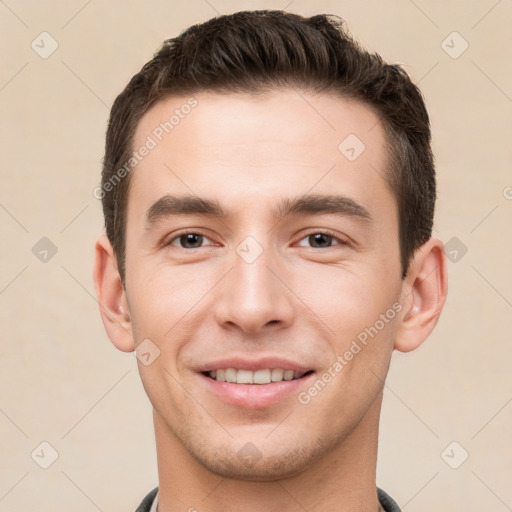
[197,356,313,373]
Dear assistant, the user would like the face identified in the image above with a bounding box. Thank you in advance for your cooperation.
[123,89,404,479]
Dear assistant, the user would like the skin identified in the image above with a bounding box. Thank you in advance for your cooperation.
[94,89,447,512]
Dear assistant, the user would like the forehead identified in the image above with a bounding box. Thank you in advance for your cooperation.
[128,89,393,216]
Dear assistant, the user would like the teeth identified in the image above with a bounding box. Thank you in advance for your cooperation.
[208,368,306,384]
[271,368,284,381]
[236,369,253,384]
[224,368,237,383]
[254,369,271,384]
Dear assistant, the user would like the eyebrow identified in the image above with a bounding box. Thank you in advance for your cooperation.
[275,194,372,222]
[144,193,372,228]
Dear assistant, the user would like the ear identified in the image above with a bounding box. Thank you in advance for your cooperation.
[394,238,448,352]
[93,235,134,352]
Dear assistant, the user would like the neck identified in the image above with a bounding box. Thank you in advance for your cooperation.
[154,390,384,512]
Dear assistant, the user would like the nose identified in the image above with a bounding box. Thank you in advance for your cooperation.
[213,244,295,335]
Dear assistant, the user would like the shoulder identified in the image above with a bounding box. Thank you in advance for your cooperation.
[135,487,158,512]
[377,487,402,512]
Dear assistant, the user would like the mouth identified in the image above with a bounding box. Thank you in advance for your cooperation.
[197,358,316,408]
[203,368,314,384]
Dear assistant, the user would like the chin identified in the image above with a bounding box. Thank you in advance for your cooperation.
[189,439,327,481]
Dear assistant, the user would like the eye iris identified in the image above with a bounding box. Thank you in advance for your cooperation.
[180,233,203,248]
[309,233,332,248]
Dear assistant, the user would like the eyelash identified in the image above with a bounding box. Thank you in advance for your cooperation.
[164,230,216,249]
[163,229,349,249]
[296,230,349,248]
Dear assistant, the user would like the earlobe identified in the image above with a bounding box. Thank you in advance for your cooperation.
[394,238,448,353]
[93,235,135,353]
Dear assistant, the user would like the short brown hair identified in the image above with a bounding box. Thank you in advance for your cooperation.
[101,10,435,284]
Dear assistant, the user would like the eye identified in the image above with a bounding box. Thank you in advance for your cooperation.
[296,232,346,249]
[168,232,214,249]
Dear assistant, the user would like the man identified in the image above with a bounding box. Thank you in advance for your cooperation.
[93,10,447,512]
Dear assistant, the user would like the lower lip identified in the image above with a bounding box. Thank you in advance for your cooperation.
[199,372,315,409]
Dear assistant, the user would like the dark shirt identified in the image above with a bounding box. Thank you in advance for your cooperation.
[135,486,402,511]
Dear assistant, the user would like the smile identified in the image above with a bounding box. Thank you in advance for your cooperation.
[206,368,311,384]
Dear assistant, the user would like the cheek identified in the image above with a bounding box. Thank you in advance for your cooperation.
[293,262,392,332]
[126,260,217,344]
[126,265,209,410]
[290,260,402,380]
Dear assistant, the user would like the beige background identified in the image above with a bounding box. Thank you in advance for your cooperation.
[1,0,511,510]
